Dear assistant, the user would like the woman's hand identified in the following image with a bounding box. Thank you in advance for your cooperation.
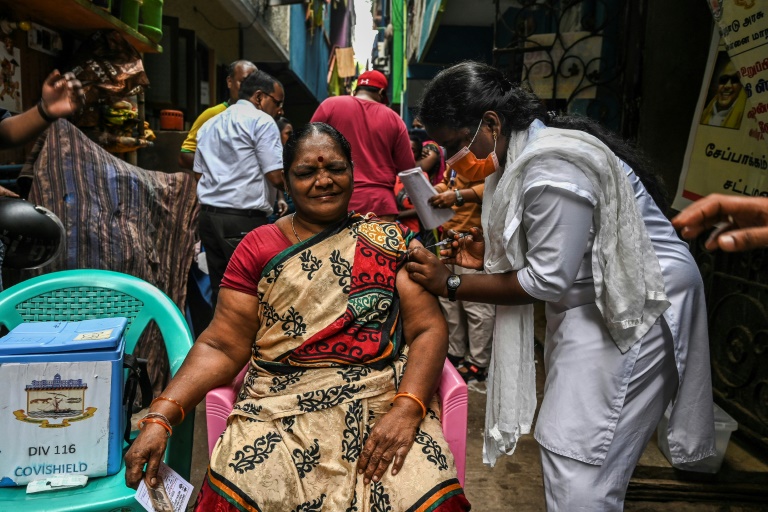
[357,400,423,484]
[124,423,170,489]
[440,227,485,270]
[428,191,455,209]
[405,246,451,297]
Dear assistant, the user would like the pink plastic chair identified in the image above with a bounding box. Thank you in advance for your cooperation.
[205,360,467,486]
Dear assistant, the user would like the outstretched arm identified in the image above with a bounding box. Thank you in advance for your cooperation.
[357,239,448,485]
[0,70,84,148]
[406,245,534,305]
[672,194,768,252]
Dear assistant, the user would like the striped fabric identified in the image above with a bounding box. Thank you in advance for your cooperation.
[19,120,199,391]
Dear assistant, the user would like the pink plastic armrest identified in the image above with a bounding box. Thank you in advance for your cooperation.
[205,360,468,487]
[205,365,248,458]
[437,360,468,487]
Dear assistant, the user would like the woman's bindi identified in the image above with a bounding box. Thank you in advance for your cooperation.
[317,156,324,162]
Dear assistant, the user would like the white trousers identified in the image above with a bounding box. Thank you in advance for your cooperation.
[539,322,678,511]
[438,266,495,368]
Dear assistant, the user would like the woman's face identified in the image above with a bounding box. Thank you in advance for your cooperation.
[286,133,353,224]
[280,123,293,145]
[425,122,498,162]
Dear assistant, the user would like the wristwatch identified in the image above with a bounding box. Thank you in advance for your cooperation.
[446,274,461,302]
[454,188,465,207]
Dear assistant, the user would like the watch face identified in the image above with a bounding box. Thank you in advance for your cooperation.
[447,275,461,289]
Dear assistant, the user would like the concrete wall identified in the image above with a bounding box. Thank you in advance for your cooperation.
[163,0,240,64]
[636,0,714,208]
[288,4,330,103]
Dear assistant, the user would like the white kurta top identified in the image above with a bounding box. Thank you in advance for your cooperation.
[512,133,716,465]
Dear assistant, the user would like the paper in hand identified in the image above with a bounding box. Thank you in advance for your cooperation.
[135,462,193,512]
[397,167,454,230]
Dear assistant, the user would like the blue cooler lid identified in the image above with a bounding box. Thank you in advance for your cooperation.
[0,317,128,355]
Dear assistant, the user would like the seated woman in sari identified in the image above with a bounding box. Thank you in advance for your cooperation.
[125,122,471,512]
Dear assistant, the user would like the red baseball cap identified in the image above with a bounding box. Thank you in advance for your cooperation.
[357,70,388,90]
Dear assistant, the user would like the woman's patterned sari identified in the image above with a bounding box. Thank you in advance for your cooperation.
[196,215,470,512]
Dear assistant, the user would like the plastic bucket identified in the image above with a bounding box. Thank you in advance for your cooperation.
[139,0,163,42]
[160,110,183,131]
[120,0,142,31]
[657,402,737,473]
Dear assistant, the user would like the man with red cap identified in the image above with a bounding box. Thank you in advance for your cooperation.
[311,70,415,221]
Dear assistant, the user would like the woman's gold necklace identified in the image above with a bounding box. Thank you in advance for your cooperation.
[291,213,302,242]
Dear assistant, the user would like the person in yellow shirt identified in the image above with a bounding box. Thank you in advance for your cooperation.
[178,60,257,170]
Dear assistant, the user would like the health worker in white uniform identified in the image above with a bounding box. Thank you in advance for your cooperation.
[406,61,716,511]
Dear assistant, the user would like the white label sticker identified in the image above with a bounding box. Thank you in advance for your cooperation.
[0,362,112,486]
[74,329,114,341]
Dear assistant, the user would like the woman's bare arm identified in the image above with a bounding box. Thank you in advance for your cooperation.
[125,287,260,488]
[357,240,448,484]
[154,288,260,413]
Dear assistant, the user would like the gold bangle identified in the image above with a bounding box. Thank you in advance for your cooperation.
[151,396,186,423]
[393,392,427,419]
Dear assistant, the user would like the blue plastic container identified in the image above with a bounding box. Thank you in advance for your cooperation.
[0,318,127,486]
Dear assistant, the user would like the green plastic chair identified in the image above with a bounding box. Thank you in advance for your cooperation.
[0,269,195,511]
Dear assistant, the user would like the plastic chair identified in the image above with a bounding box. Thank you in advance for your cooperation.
[206,359,468,486]
[0,269,195,511]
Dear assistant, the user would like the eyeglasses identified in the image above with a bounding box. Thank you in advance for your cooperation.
[262,91,284,109]
[718,73,741,86]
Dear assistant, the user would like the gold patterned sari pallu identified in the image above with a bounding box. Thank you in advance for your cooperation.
[201,215,470,511]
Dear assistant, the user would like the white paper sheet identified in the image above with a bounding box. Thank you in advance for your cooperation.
[397,167,454,230]
[135,462,193,512]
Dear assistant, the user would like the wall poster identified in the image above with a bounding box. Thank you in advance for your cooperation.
[0,37,22,113]
[673,1,768,210]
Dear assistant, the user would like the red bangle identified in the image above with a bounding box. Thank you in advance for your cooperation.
[138,417,172,438]
[393,392,427,419]
[151,396,186,423]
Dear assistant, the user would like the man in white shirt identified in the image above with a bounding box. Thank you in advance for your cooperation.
[194,69,286,304]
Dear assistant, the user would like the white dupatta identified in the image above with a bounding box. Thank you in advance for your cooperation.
[481,122,670,466]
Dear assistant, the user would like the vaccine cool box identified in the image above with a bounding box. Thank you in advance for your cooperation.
[0,317,128,486]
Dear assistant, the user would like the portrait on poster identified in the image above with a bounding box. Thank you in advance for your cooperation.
[673,29,768,211]
[698,51,747,130]
[0,38,22,113]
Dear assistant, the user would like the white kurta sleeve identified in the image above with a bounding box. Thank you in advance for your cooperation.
[516,161,596,302]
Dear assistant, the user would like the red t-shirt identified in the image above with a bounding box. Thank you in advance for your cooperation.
[220,224,291,296]
[311,96,416,217]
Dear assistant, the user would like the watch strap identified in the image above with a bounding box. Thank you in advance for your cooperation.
[447,274,460,301]
[454,188,465,206]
